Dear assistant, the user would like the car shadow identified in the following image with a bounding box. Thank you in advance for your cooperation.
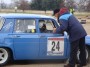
[4,59,65,66]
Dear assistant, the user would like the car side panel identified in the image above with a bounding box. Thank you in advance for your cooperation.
[86,36,90,45]
[39,34,69,59]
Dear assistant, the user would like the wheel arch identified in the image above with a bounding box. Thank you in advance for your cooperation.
[86,44,90,62]
[0,47,13,60]
[86,44,90,50]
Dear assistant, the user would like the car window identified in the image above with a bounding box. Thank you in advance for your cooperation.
[39,19,55,33]
[0,17,5,30]
[14,19,36,33]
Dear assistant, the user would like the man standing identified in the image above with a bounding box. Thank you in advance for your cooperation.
[53,8,87,67]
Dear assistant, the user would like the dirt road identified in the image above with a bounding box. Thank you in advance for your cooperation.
[4,60,90,67]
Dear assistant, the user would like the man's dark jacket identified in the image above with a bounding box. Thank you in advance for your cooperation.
[56,12,87,42]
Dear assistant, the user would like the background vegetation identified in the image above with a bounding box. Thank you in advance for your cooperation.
[0,0,90,12]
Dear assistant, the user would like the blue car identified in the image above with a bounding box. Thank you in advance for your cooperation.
[0,14,90,65]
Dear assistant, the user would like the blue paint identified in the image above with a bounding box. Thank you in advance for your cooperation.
[85,36,90,45]
[0,14,89,61]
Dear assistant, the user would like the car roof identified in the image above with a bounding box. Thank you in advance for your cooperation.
[0,13,54,19]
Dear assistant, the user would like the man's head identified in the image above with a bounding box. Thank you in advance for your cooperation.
[53,9,60,18]
[59,7,69,15]
[53,7,69,19]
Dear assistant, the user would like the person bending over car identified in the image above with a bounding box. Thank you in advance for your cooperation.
[53,7,87,67]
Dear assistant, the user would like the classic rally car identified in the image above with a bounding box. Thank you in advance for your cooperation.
[0,13,90,65]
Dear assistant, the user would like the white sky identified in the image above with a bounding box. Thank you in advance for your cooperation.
[0,0,12,4]
[0,0,31,4]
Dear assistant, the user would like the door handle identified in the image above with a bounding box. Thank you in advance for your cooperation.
[13,35,20,38]
[39,35,45,38]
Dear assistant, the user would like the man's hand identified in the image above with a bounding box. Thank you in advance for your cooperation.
[53,28,56,33]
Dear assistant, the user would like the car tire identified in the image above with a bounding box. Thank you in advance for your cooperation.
[0,48,11,66]
[66,47,90,64]
[77,47,90,63]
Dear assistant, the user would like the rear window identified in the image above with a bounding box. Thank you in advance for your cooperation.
[14,19,36,33]
[0,17,5,30]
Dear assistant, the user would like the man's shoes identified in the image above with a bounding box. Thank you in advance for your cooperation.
[77,64,82,67]
[64,64,70,67]
[77,64,87,67]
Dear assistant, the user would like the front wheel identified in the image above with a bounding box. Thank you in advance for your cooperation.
[65,47,90,64]
[0,48,10,66]
[77,47,90,63]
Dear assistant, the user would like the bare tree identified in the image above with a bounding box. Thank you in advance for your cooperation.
[79,0,90,11]
[86,0,90,11]
[64,0,75,8]
[12,0,30,12]
[0,0,6,9]
[18,0,30,12]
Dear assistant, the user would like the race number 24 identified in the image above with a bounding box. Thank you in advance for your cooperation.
[47,37,64,56]
[52,41,60,51]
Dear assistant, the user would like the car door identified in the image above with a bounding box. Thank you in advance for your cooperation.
[13,19,40,60]
[38,19,69,59]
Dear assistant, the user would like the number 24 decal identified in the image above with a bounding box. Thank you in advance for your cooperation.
[52,41,60,51]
